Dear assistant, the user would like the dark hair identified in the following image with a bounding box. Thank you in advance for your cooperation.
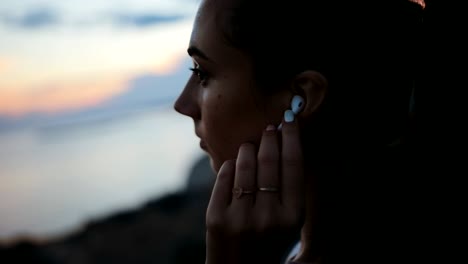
[217,0,423,147]
[211,1,424,261]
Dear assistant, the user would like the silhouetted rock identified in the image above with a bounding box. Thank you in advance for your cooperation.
[0,241,57,264]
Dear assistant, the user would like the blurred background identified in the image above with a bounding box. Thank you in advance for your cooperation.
[1,0,214,263]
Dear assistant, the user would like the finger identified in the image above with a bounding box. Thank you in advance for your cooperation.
[232,143,257,206]
[281,115,305,209]
[256,124,280,206]
[207,159,236,215]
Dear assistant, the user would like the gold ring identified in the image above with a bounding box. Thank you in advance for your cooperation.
[232,187,255,199]
[258,187,279,192]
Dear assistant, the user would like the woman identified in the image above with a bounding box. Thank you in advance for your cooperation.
[174,0,422,263]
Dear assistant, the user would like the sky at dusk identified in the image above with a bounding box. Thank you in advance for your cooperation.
[0,0,203,240]
[0,0,198,117]
[0,0,426,118]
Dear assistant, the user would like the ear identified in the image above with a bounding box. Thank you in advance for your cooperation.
[291,70,328,120]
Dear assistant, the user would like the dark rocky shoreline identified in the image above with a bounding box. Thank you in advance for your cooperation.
[0,155,215,264]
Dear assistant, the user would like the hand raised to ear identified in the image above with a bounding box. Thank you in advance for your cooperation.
[205,118,306,264]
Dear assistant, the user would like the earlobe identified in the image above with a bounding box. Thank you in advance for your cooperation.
[292,70,328,119]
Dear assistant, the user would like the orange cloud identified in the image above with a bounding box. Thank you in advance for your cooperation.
[0,51,186,117]
[150,51,186,75]
[0,57,13,73]
[0,75,129,117]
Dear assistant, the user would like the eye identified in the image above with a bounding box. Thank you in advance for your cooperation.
[189,66,209,86]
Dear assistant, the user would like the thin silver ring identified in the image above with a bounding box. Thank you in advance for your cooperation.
[258,187,279,192]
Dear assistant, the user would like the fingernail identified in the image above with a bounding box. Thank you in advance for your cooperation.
[284,110,295,123]
[266,124,276,131]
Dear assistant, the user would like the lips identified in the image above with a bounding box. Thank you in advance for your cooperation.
[195,128,205,149]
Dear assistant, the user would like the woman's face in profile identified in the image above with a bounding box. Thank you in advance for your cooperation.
[174,0,286,173]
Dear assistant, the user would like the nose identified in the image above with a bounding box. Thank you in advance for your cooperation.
[173,83,201,120]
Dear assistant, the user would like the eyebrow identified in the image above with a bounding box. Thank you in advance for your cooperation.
[187,46,212,62]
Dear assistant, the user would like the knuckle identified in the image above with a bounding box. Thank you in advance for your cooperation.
[237,159,255,172]
[258,152,278,165]
[206,214,224,232]
[227,218,251,235]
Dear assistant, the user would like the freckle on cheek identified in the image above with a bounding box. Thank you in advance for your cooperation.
[217,94,221,100]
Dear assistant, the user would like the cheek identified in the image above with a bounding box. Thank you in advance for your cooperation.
[202,93,245,161]
[200,86,265,168]
[202,92,224,125]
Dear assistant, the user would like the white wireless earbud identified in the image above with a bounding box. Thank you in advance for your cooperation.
[291,95,305,115]
[277,95,305,130]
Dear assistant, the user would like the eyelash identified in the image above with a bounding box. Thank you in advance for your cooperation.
[189,67,209,86]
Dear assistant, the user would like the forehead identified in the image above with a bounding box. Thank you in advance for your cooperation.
[192,0,232,35]
[189,0,248,68]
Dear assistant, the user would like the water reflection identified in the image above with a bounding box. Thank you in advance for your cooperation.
[0,107,202,240]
